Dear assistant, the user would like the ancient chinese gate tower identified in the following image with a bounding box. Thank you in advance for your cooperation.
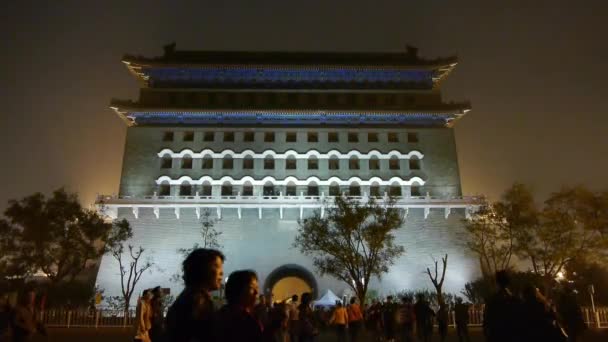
[96,44,478,303]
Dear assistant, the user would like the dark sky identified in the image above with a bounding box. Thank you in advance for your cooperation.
[1,1,607,211]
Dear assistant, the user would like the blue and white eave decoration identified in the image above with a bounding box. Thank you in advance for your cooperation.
[142,67,435,88]
[124,111,456,126]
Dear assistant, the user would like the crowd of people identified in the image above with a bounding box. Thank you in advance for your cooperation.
[0,248,590,342]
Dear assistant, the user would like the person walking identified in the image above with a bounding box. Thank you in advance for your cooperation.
[149,286,164,342]
[134,289,153,342]
[347,297,363,342]
[454,297,471,342]
[398,297,416,342]
[215,270,264,342]
[520,285,566,342]
[254,294,270,328]
[298,293,317,342]
[287,294,299,342]
[165,248,225,342]
[483,270,523,342]
[413,295,434,342]
[329,301,348,342]
[557,288,586,342]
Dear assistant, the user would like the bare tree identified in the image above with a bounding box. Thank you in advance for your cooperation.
[426,254,448,308]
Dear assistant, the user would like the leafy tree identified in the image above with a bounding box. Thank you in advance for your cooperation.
[106,220,153,312]
[293,196,404,306]
[0,189,121,284]
[565,259,608,306]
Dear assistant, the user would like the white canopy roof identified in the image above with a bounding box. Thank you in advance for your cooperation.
[313,289,342,307]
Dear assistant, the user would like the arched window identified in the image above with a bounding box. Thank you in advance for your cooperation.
[307,182,319,196]
[201,181,212,196]
[409,157,421,170]
[264,156,275,170]
[370,182,381,197]
[286,182,297,196]
[389,156,400,170]
[308,156,318,170]
[263,182,275,196]
[181,156,193,169]
[222,156,233,169]
[221,182,233,196]
[329,156,340,170]
[389,183,402,197]
[242,182,253,196]
[202,155,213,169]
[161,156,172,169]
[411,185,422,197]
[369,156,380,170]
[286,156,297,170]
[243,155,254,170]
[329,182,340,196]
[159,182,171,196]
[349,156,360,170]
[349,182,361,196]
[180,182,192,196]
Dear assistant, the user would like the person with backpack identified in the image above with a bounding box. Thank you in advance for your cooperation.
[398,297,416,342]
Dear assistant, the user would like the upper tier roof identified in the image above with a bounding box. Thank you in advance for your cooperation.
[122,44,458,89]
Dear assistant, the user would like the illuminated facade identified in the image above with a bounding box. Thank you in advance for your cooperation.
[96,44,479,303]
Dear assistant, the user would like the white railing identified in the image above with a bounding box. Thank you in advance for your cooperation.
[37,307,608,329]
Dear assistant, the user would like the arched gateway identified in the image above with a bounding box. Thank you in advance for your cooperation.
[264,264,318,301]
[95,45,481,306]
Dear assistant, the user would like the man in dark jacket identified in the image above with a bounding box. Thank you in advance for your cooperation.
[483,270,522,342]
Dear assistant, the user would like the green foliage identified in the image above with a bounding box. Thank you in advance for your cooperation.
[0,188,130,284]
[462,271,545,304]
[565,259,608,306]
[293,196,405,306]
[43,281,97,308]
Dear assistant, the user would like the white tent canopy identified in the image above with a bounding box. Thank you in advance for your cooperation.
[313,289,342,308]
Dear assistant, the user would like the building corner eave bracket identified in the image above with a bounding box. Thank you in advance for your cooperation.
[174,207,180,219]
[132,207,139,219]
[444,207,451,219]
[424,207,430,220]
[153,207,160,219]
[195,207,201,220]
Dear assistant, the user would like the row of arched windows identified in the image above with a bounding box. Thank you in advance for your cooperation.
[161,155,421,171]
[157,181,422,198]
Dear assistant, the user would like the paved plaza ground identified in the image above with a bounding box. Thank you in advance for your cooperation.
[27,327,608,342]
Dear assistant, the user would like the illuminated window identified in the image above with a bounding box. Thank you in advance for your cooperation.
[308,157,318,170]
[388,132,399,143]
[308,132,318,143]
[349,157,360,170]
[180,183,192,196]
[222,156,233,169]
[264,156,275,170]
[411,186,422,197]
[163,131,174,142]
[183,131,194,141]
[368,132,378,142]
[181,156,193,169]
[224,132,235,142]
[161,156,172,169]
[286,157,297,170]
[243,156,254,170]
[244,132,255,142]
[389,157,400,170]
[328,132,339,142]
[369,157,380,170]
[348,132,359,142]
[202,156,213,169]
[408,132,419,143]
[203,132,215,142]
[286,132,297,142]
[409,159,421,170]
[329,157,340,170]
[264,132,275,142]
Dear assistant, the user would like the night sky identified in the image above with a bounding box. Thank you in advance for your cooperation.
[1,1,607,211]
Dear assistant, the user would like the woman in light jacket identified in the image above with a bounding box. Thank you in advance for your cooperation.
[134,289,153,342]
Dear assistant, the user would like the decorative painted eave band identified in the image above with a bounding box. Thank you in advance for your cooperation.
[157,149,424,160]
[156,175,425,186]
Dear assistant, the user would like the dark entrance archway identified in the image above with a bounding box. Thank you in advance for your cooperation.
[263,264,318,301]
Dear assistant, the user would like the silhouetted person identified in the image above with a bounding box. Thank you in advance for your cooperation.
[437,304,449,342]
[454,297,471,342]
[382,296,397,342]
[521,285,565,342]
[330,301,348,342]
[483,270,522,342]
[288,294,299,342]
[557,288,586,342]
[298,292,317,342]
[215,270,263,342]
[11,289,46,342]
[398,296,416,342]
[0,294,11,341]
[347,297,363,342]
[413,295,434,342]
[254,294,270,327]
[263,304,289,342]
[165,248,225,342]
[365,298,383,338]
[149,286,164,342]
